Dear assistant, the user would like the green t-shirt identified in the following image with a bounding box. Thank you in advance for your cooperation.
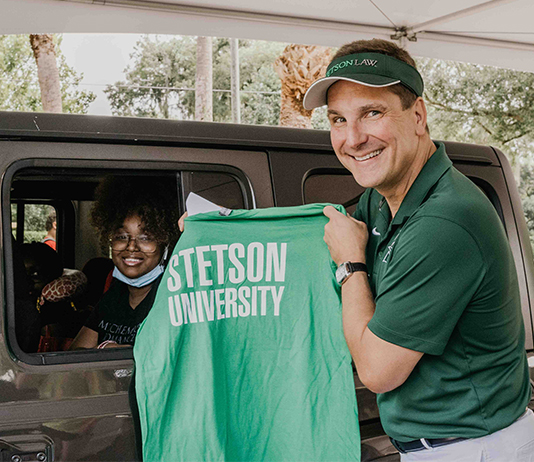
[356,142,531,442]
[134,204,360,462]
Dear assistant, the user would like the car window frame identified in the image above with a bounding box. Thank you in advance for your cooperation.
[3,158,254,365]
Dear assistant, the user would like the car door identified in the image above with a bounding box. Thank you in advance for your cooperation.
[0,133,273,461]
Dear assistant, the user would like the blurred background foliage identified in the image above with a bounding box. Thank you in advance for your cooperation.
[2,33,534,248]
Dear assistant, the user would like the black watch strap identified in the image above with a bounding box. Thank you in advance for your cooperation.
[346,262,368,273]
[336,261,368,285]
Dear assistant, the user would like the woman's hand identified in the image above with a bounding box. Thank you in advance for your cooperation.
[97,340,131,349]
[178,212,188,232]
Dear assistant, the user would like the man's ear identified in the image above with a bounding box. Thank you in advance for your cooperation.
[52,221,57,230]
[413,97,428,136]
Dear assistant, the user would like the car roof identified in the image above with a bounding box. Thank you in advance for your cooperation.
[0,111,500,166]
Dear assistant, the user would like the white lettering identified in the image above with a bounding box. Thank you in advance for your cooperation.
[271,286,285,316]
[211,244,228,285]
[215,289,225,319]
[266,243,287,282]
[169,295,183,326]
[180,292,198,324]
[201,290,215,321]
[251,286,258,316]
[195,291,205,323]
[258,286,270,316]
[168,285,286,326]
[225,288,238,318]
[247,242,264,282]
[228,243,245,284]
[196,246,213,286]
[178,248,195,288]
[238,286,251,317]
[167,254,181,291]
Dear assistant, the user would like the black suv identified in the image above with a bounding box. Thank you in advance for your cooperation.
[0,112,532,461]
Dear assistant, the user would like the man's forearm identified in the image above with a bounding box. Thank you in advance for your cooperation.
[341,271,422,393]
[340,271,376,385]
[323,206,422,392]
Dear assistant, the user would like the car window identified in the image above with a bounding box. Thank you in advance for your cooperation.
[304,169,506,230]
[303,170,365,216]
[182,171,246,210]
[11,203,58,246]
[6,163,251,365]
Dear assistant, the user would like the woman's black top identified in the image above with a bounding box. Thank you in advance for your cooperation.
[85,276,162,345]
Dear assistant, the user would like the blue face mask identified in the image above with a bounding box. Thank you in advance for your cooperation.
[113,247,168,288]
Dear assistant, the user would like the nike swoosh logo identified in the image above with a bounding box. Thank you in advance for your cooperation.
[372,227,381,236]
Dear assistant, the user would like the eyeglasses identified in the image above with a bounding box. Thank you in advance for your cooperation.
[109,233,159,253]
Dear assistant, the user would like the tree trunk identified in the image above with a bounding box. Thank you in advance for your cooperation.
[274,45,331,128]
[29,34,62,113]
[195,36,213,122]
[279,89,313,128]
[230,38,241,124]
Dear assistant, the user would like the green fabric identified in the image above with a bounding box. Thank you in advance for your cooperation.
[325,52,424,96]
[355,142,531,442]
[134,203,360,462]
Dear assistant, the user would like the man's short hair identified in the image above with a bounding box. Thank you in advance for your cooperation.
[45,210,56,232]
[333,39,419,110]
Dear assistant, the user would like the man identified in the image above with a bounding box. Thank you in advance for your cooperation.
[303,39,533,461]
[42,210,56,251]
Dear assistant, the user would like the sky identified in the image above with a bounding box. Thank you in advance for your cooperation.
[60,34,142,115]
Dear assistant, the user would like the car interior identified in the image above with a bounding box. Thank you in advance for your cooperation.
[8,165,249,362]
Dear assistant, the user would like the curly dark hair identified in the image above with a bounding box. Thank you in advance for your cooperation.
[91,176,180,251]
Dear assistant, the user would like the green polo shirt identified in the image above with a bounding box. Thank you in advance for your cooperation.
[355,142,531,442]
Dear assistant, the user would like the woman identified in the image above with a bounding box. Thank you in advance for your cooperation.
[71,176,179,350]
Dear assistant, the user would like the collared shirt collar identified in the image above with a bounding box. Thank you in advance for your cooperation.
[390,142,452,226]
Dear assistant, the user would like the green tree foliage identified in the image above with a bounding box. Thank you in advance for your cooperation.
[417,57,534,164]
[0,35,95,113]
[232,40,283,125]
[105,36,197,119]
[11,204,54,243]
[0,35,40,111]
[520,161,534,227]
[417,57,534,247]
[518,152,534,252]
[105,36,286,125]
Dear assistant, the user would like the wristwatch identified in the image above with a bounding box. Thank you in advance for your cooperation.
[336,261,368,285]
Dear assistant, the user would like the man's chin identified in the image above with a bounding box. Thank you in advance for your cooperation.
[351,174,378,190]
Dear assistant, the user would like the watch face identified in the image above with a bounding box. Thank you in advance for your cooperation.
[336,263,349,285]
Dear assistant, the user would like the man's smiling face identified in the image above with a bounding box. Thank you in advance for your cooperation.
[327,80,426,200]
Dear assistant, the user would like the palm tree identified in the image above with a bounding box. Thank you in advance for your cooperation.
[195,36,213,121]
[29,34,62,113]
[274,44,331,128]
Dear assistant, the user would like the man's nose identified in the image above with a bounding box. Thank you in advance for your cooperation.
[345,121,368,149]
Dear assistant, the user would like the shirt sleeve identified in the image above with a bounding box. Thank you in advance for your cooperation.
[368,216,486,355]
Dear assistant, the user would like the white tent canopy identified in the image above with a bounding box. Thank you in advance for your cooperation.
[2,0,534,72]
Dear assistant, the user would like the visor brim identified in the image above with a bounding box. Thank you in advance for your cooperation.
[303,75,401,110]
